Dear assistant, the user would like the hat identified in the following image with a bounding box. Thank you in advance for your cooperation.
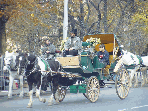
[42,36,49,41]
[71,29,77,36]
[99,44,105,48]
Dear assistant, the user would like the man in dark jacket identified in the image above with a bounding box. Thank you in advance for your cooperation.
[97,44,110,87]
[97,44,109,67]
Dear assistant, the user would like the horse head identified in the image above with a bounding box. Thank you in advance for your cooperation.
[113,50,141,73]
[122,50,140,65]
[14,52,28,75]
[20,53,38,76]
[4,51,19,71]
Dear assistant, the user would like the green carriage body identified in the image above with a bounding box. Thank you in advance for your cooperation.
[56,34,122,93]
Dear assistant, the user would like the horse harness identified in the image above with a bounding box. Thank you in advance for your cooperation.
[25,56,39,77]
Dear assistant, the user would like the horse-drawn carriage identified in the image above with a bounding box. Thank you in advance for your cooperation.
[53,33,130,103]
[3,33,148,108]
[3,33,134,108]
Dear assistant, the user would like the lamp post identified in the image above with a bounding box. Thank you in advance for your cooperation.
[63,0,68,41]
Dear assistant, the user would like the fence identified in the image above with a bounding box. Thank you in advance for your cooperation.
[0,55,9,90]
[0,55,4,90]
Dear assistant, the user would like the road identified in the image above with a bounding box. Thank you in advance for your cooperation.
[0,84,148,111]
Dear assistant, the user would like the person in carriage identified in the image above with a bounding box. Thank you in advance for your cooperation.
[97,44,110,87]
[97,44,110,67]
[63,29,82,57]
[41,36,56,60]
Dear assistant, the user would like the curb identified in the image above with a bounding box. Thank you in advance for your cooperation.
[0,90,52,97]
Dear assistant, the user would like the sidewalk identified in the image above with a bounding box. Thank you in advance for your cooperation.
[0,87,51,97]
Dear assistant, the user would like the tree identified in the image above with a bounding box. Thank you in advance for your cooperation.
[1,0,147,55]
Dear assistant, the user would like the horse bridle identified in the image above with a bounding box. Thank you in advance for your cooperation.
[4,56,18,71]
[24,56,39,77]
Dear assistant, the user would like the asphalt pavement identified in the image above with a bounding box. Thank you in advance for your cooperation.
[0,80,115,97]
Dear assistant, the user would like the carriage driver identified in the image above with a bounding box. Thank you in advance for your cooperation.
[63,29,82,57]
[41,36,56,59]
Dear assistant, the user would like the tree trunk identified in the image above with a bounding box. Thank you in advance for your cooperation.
[0,15,7,55]
[103,0,108,33]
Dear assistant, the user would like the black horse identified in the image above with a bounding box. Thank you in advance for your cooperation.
[18,52,78,106]
[17,53,46,108]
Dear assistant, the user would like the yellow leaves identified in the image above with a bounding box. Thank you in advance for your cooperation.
[72,12,78,17]
[44,14,50,18]
[31,13,34,17]
[131,13,148,23]
[17,3,23,9]
[0,11,4,18]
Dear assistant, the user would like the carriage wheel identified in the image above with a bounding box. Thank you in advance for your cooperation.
[115,68,130,100]
[86,76,100,103]
[83,93,88,99]
[54,86,66,102]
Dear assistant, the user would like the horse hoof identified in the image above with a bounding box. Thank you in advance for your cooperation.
[36,94,39,98]
[141,84,144,87]
[43,99,46,103]
[27,103,32,108]
[27,105,32,108]
[48,103,53,106]
[134,85,138,88]
[8,96,12,99]
[19,95,24,98]
[55,99,60,104]
[129,84,132,88]
[54,102,59,105]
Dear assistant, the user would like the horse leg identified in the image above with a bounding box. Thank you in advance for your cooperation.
[141,71,146,87]
[19,75,24,98]
[27,82,33,108]
[53,84,59,105]
[134,72,138,88]
[146,70,148,84]
[48,79,59,106]
[48,82,54,106]
[8,74,14,98]
[36,75,46,103]
[129,70,136,88]
[36,86,46,103]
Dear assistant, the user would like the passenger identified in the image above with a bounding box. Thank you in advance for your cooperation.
[63,29,82,57]
[41,36,56,59]
[97,44,110,87]
[97,44,109,67]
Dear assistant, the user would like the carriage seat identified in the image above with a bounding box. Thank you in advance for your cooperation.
[66,55,73,57]
[56,56,80,67]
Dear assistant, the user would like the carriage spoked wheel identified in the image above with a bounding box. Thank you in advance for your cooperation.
[84,76,100,102]
[115,68,130,100]
[54,85,66,102]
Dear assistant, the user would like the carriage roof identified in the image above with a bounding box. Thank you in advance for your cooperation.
[83,34,119,52]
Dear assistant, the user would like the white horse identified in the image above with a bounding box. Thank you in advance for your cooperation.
[3,51,24,98]
[114,50,148,88]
